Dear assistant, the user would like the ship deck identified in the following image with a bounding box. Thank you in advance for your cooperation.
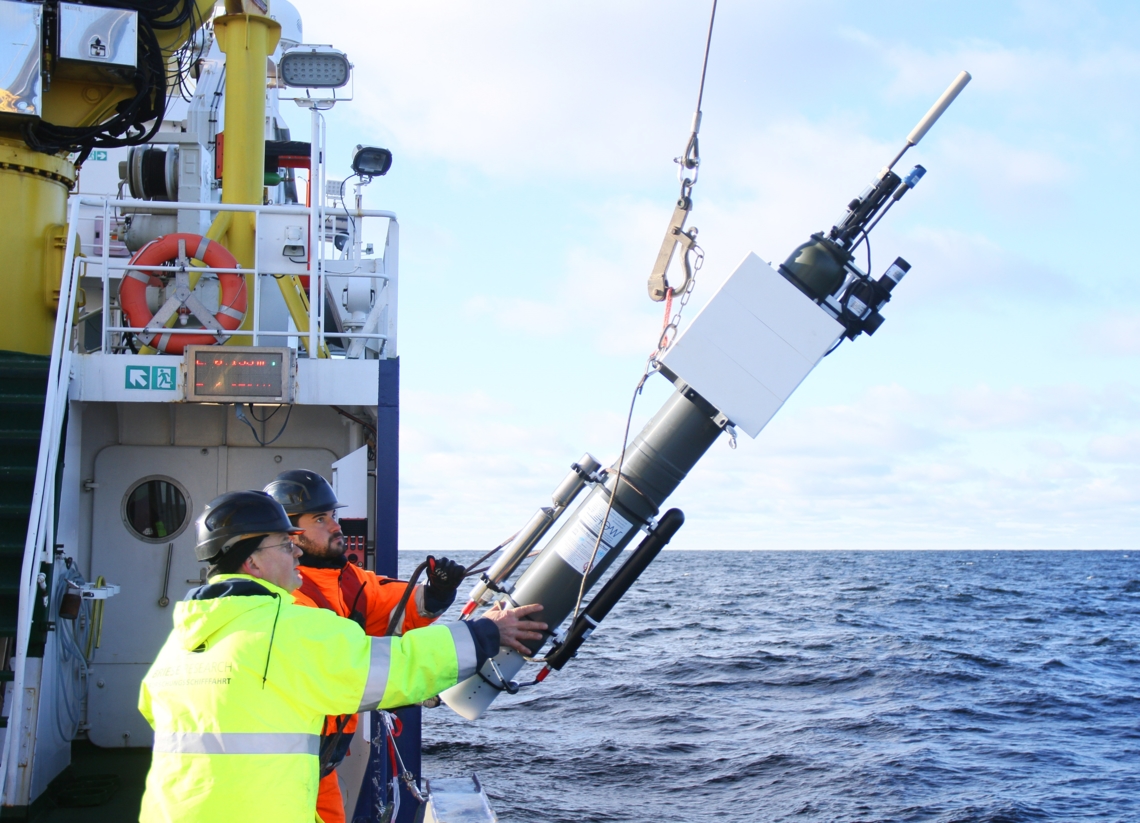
[32,742,149,821]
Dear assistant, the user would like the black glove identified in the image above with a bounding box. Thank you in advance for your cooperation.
[423,556,466,613]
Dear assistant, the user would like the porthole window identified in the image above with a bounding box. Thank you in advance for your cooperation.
[122,476,191,543]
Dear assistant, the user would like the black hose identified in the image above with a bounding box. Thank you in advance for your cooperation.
[383,561,428,637]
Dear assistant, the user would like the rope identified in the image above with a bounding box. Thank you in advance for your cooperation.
[695,1,718,116]
[566,372,645,629]
[660,288,675,339]
[566,0,718,631]
[676,0,719,194]
[379,711,424,805]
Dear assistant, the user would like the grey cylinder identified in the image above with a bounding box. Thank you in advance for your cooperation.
[440,385,723,720]
[467,453,602,606]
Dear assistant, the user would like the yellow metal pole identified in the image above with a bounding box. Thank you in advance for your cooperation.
[212,11,281,347]
[0,0,216,357]
[211,9,322,355]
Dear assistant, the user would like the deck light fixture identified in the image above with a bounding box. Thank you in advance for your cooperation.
[279,46,351,89]
[351,146,392,182]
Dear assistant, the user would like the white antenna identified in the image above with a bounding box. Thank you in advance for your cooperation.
[907,70,972,146]
[883,70,972,175]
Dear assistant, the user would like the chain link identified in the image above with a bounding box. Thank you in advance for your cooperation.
[649,237,704,371]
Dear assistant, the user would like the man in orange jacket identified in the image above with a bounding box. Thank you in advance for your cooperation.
[265,469,467,823]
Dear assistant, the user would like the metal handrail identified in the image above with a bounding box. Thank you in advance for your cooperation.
[79,195,396,219]
[74,195,398,358]
[1,195,85,803]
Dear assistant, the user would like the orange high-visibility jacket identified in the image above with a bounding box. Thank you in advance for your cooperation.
[293,561,441,637]
[293,560,449,823]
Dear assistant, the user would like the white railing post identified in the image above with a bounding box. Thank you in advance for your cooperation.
[253,208,262,346]
[386,218,399,359]
[308,106,321,359]
[101,198,111,352]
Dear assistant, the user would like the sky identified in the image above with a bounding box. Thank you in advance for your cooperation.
[286,0,1140,551]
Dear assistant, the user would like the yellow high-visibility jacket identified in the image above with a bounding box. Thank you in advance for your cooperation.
[138,574,491,823]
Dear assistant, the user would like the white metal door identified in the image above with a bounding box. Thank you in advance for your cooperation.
[86,445,338,747]
[88,446,219,747]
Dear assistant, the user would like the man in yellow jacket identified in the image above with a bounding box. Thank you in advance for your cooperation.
[138,490,545,823]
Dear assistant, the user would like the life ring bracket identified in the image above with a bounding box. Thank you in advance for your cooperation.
[118,233,248,355]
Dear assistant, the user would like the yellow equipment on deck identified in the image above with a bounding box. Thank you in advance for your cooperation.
[0,0,308,356]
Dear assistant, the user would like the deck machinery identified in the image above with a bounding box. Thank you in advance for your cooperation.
[0,0,406,817]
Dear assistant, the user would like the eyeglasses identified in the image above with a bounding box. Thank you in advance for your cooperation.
[259,540,297,554]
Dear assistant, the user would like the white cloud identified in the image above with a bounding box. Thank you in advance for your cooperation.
[298,0,729,179]
[397,377,1140,552]
[1082,311,1140,356]
[881,36,1140,111]
[277,1,1140,553]
[1088,433,1140,464]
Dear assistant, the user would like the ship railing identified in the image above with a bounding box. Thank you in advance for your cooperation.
[0,195,86,803]
[70,195,399,359]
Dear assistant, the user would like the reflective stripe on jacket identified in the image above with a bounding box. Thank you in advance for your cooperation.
[138,574,480,823]
[294,561,442,752]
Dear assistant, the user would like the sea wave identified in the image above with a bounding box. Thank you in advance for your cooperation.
[414,550,1139,823]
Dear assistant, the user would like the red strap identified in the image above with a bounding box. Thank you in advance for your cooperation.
[386,733,399,778]
[652,287,675,356]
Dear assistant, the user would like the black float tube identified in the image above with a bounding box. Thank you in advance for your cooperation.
[544,508,685,672]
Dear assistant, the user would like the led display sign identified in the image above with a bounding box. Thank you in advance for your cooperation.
[185,346,294,403]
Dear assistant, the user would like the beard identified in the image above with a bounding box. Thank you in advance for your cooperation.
[296,532,345,559]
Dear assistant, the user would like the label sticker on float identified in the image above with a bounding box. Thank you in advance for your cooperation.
[555,493,634,575]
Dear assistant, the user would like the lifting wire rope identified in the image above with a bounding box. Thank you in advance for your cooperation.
[456,2,720,685]
[561,0,720,638]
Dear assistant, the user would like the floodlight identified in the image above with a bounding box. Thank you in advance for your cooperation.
[279,46,351,89]
[351,146,393,180]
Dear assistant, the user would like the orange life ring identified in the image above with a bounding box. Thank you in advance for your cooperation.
[119,233,247,355]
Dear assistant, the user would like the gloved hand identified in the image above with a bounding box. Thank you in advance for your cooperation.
[423,556,466,613]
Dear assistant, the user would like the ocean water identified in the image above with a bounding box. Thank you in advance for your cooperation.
[407,550,1139,823]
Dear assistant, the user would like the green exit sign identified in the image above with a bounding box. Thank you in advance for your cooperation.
[125,365,177,390]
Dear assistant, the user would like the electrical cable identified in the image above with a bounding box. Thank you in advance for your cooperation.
[849,196,899,263]
[457,0,721,666]
[235,403,293,446]
[22,0,205,161]
[330,405,377,437]
[247,403,283,423]
[460,533,520,582]
[567,2,717,630]
[337,175,359,253]
[566,381,638,628]
[383,561,429,637]
[53,564,92,742]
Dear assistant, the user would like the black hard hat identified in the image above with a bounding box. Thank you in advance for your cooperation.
[194,490,302,562]
[263,469,344,517]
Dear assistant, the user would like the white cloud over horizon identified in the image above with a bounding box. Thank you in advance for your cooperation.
[290,0,1140,553]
